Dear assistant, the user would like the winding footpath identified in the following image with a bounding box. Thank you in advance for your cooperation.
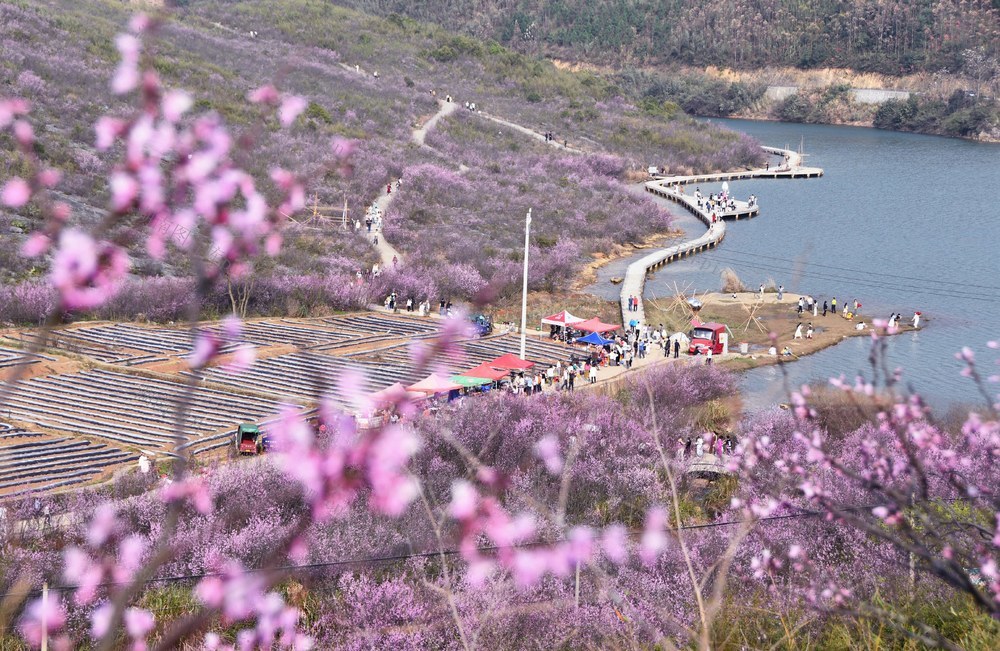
[368,100,460,269]
[620,149,823,326]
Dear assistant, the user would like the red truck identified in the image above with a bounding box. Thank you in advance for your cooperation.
[688,323,728,355]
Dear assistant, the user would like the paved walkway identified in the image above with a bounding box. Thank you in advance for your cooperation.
[476,111,585,154]
[620,147,824,327]
[368,100,460,269]
[413,99,458,147]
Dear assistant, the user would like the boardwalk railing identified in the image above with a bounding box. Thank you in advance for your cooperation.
[620,147,823,326]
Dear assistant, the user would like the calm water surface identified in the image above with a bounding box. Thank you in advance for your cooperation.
[589,119,1000,410]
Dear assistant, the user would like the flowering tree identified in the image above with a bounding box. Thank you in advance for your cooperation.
[731,327,1000,643]
[2,10,999,651]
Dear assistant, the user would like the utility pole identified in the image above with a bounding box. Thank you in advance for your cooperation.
[519,208,532,360]
[41,582,48,651]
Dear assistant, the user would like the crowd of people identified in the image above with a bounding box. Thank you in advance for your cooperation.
[675,432,738,461]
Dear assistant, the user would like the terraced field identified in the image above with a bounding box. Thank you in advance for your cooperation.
[0,369,294,452]
[0,346,56,369]
[349,334,577,373]
[0,312,512,496]
[0,426,136,497]
[187,351,425,403]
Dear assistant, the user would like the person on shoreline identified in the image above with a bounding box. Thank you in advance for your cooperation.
[777,285,784,301]
[822,300,828,316]
[831,297,837,314]
[912,312,921,328]
[794,323,803,339]
[806,323,814,339]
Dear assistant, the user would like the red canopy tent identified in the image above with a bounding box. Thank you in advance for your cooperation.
[489,353,536,370]
[407,373,464,395]
[369,382,425,406]
[540,310,584,327]
[463,364,510,381]
[574,317,620,334]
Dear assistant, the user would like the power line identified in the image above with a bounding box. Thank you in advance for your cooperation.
[720,247,1000,293]
[697,252,1000,304]
[0,500,900,600]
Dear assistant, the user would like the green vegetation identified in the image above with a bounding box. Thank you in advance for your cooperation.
[333,0,999,76]
[875,91,999,138]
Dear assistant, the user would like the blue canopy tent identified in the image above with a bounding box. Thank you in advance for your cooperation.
[575,331,615,346]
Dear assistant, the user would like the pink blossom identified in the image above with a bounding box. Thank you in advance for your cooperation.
[51,229,129,310]
[534,435,563,474]
[248,85,278,104]
[38,168,61,188]
[279,95,307,126]
[1,177,31,207]
[13,119,34,147]
[87,504,118,547]
[162,89,193,122]
[95,116,125,150]
[640,506,668,565]
[450,480,477,519]
[110,171,139,212]
[21,232,50,257]
[63,547,105,605]
[160,477,212,514]
[112,34,141,94]
[90,603,114,639]
[124,607,155,647]
[601,524,628,564]
[114,535,148,582]
[0,98,31,128]
[19,596,67,648]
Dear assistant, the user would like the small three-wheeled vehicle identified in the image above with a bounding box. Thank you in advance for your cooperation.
[233,423,270,456]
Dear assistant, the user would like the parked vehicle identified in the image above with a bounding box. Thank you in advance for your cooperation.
[688,323,728,355]
[233,423,269,456]
[469,313,493,336]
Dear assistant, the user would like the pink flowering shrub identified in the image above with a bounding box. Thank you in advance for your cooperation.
[3,6,998,650]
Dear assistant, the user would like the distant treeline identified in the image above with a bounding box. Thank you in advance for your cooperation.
[338,0,999,76]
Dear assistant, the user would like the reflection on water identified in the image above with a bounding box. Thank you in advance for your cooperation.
[588,119,1000,410]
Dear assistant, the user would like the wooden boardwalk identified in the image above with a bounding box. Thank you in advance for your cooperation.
[620,147,823,326]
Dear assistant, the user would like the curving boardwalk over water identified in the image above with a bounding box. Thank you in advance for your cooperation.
[620,147,823,326]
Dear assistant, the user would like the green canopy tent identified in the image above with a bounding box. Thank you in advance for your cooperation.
[450,375,494,389]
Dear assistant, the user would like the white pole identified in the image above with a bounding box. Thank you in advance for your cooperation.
[519,208,532,360]
[41,582,48,651]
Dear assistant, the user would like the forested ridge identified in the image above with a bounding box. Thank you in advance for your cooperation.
[341,0,1000,76]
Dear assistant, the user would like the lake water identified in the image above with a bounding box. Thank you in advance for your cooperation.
[588,119,1000,411]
